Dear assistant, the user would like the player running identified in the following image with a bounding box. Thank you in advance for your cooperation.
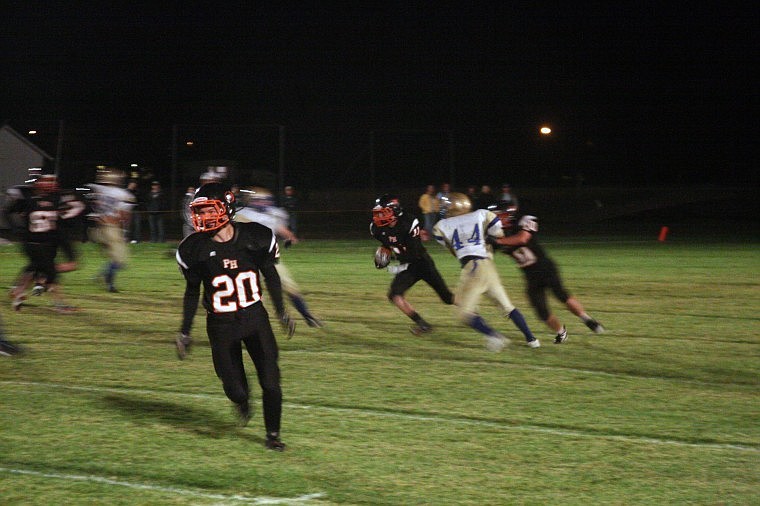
[4,174,84,312]
[490,201,605,343]
[234,186,323,328]
[432,193,539,351]
[86,168,136,293]
[371,194,455,335]
[176,182,293,451]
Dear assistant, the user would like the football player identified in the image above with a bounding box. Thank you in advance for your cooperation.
[432,193,539,351]
[234,186,323,328]
[87,168,136,292]
[4,174,84,312]
[490,201,605,343]
[176,182,294,451]
[370,194,454,335]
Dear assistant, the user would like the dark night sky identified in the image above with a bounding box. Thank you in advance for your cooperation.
[1,3,756,188]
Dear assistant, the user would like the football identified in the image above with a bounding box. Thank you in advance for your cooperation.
[374,246,392,269]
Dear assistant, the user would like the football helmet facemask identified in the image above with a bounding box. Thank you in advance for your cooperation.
[490,200,519,228]
[190,182,236,232]
[372,194,403,227]
[441,192,472,217]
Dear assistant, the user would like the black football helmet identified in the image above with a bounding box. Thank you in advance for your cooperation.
[190,182,236,232]
[489,200,519,229]
[372,194,403,227]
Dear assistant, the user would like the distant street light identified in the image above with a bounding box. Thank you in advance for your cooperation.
[540,126,552,135]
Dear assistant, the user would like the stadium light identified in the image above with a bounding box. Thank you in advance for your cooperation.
[540,126,552,135]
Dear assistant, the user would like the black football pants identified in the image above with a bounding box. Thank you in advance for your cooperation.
[206,303,282,434]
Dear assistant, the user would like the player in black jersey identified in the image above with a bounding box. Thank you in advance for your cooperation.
[176,182,294,451]
[370,194,454,335]
[490,202,605,344]
[4,175,84,312]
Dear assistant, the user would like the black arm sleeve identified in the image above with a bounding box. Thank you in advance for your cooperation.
[259,263,286,317]
[180,279,201,335]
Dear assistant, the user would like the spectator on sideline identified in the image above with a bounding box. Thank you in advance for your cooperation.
[417,184,438,237]
[146,181,166,243]
[435,182,451,220]
[476,185,495,209]
[281,185,299,235]
[127,180,143,243]
[499,183,519,207]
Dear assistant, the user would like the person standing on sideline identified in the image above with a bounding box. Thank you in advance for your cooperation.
[126,180,142,243]
[432,193,540,351]
[435,182,451,221]
[176,182,294,451]
[88,168,135,293]
[490,201,605,343]
[280,185,299,235]
[475,185,495,209]
[371,194,454,335]
[499,183,519,207]
[146,181,166,243]
[417,184,438,238]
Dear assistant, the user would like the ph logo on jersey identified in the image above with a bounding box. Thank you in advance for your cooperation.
[223,259,239,269]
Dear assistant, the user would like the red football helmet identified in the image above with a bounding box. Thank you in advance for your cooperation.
[490,200,519,229]
[372,194,403,227]
[33,174,59,195]
[190,183,236,232]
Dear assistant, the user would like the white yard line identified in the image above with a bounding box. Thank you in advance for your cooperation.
[0,466,325,505]
[2,380,757,453]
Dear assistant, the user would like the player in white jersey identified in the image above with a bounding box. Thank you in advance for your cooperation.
[87,168,136,292]
[432,193,539,351]
[234,186,323,327]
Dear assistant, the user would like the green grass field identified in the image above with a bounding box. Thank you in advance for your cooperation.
[0,236,758,505]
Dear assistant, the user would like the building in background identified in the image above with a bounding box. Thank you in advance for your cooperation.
[0,124,54,229]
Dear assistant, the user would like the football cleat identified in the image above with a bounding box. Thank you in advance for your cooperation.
[0,339,23,357]
[485,332,510,352]
[175,333,193,360]
[410,323,432,336]
[304,315,324,328]
[31,284,45,296]
[585,319,605,334]
[265,433,286,451]
[554,326,568,344]
[11,296,26,311]
[527,338,541,348]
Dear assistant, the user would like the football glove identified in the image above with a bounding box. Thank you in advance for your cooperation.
[175,332,192,360]
[279,312,296,339]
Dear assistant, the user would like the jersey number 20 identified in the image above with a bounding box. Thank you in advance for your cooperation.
[211,271,260,312]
